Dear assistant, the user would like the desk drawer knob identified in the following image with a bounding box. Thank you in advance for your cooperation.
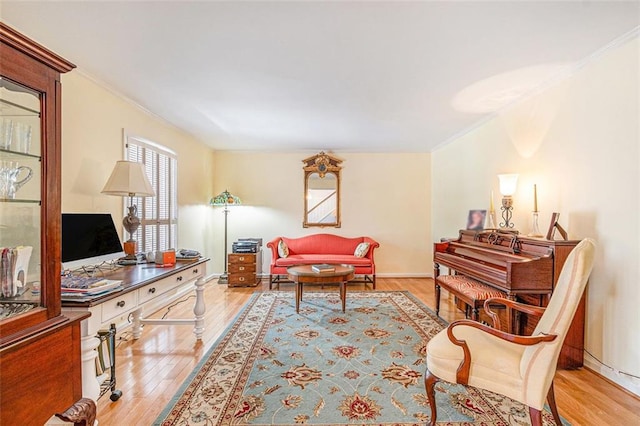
[239,256,245,261]
[149,287,156,294]
[239,266,245,271]
[116,300,126,308]
[239,277,245,282]
[176,276,183,282]
[193,268,198,274]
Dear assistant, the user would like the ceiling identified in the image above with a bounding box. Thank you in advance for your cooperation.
[2,1,638,152]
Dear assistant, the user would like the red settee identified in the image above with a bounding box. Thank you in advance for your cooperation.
[266,234,380,289]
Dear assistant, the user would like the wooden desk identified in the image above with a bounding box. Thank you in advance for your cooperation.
[62,258,209,402]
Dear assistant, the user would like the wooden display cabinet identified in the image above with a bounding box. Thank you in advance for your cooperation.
[0,23,93,424]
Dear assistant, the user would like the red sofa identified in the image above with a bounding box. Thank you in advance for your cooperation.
[266,234,380,289]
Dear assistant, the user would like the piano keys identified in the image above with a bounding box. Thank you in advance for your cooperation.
[434,229,585,369]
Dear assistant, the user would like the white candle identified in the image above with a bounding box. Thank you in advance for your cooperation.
[533,184,538,212]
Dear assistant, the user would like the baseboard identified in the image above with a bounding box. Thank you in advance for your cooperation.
[232,273,433,279]
[583,356,640,397]
[376,273,433,278]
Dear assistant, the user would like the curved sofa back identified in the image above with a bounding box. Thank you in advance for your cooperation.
[282,234,364,256]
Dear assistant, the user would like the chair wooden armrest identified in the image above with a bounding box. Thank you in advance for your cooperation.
[483,297,547,330]
[447,319,557,385]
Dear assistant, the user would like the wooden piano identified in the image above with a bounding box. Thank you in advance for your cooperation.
[433,229,584,369]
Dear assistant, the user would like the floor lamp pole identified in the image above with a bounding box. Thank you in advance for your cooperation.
[218,205,229,284]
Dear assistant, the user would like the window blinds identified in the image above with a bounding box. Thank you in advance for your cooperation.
[125,136,178,253]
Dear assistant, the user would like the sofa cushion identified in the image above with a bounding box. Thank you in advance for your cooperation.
[275,254,372,267]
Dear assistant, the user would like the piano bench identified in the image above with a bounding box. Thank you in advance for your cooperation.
[435,275,507,321]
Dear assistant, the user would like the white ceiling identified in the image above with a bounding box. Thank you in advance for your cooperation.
[2,1,638,152]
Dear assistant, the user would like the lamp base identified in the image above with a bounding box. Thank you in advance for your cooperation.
[123,240,137,256]
[217,273,228,285]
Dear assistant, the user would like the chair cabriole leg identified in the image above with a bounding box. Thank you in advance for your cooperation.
[424,369,439,426]
[547,381,562,425]
[529,406,542,426]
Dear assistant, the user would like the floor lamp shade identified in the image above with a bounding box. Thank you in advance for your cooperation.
[210,190,241,284]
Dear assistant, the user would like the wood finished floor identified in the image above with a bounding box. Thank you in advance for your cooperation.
[96,278,640,425]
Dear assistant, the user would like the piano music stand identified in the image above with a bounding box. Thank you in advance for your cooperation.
[546,212,568,241]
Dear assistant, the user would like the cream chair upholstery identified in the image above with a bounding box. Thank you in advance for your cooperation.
[424,239,596,426]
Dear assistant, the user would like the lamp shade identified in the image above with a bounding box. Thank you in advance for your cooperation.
[102,160,155,197]
[210,189,241,206]
[498,174,519,196]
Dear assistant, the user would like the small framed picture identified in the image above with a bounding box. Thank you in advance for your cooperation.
[466,209,487,231]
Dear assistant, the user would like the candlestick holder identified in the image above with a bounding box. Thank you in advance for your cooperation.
[528,211,543,237]
[500,196,514,229]
[487,209,497,229]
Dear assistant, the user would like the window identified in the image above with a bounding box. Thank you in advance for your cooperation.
[125,134,178,253]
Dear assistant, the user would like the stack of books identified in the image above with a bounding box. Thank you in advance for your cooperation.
[61,275,122,299]
[311,264,336,273]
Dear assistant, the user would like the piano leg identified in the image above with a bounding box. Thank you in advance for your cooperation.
[471,306,479,321]
[507,293,517,334]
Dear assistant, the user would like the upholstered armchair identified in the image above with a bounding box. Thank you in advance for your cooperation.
[424,238,596,426]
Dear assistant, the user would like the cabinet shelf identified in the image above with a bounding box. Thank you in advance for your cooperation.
[0,147,41,160]
[0,85,40,117]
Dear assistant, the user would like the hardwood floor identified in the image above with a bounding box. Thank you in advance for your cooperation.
[96,277,640,425]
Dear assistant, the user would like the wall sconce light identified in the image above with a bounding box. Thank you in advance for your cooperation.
[498,174,518,229]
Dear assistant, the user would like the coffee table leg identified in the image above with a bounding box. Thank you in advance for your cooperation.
[340,280,346,312]
[296,281,302,313]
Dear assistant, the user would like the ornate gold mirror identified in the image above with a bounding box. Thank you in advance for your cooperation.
[303,152,342,228]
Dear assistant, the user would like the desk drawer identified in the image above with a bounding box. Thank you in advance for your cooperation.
[101,292,137,322]
[138,266,205,304]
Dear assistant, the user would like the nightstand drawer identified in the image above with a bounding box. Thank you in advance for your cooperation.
[101,291,137,322]
[228,263,256,274]
[228,273,257,286]
[228,253,256,264]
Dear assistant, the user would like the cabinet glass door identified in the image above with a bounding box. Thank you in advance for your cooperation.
[0,77,43,320]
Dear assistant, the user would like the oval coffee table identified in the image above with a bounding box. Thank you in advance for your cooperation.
[287,264,355,313]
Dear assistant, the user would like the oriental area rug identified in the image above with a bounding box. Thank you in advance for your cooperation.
[155,291,563,426]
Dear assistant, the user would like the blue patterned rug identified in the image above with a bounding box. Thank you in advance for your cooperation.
[155,291,564,425]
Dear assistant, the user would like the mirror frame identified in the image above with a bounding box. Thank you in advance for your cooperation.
[303,151,342,228]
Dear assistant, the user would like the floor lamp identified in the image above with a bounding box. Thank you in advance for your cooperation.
[210,189,242,284]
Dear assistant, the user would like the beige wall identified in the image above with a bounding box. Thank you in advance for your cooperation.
[432,37,639,394]
[60,72,217,261]
[211,152,432,277]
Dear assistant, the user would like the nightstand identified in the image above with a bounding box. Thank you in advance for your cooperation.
[228,251,262,287]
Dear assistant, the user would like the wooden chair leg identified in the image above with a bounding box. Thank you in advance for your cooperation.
[547,381,562,425]
[529,406,542,426]
[434,284,441,316]
[269,275,273,290]
[424,369,439,426]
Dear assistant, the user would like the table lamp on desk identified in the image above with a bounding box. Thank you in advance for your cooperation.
[102,160,155,259]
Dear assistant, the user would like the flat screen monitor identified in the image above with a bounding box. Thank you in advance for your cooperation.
[62,213,124,269]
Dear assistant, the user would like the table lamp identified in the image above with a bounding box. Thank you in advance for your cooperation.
[210,189,241,284]
[102,160,155,259]
[498,173,518,229]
